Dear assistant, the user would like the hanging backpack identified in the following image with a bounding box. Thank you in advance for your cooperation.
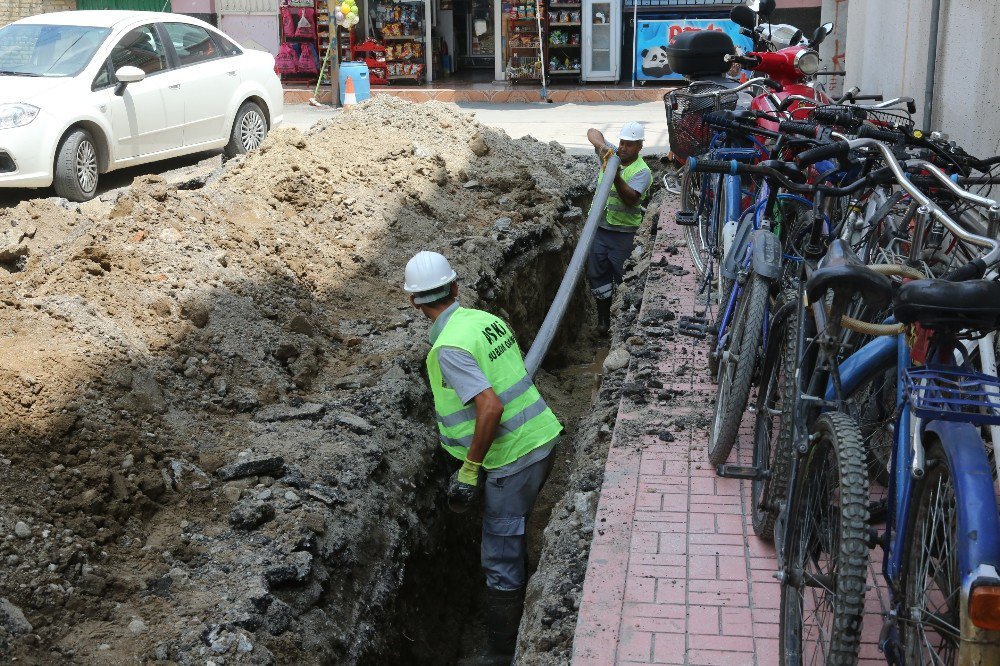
[275,42,298,74]
[280,6,296,38]
[298,42,318,73]
[295,8,316,39]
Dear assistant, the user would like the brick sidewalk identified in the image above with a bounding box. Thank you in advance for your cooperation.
[571,199,886,665]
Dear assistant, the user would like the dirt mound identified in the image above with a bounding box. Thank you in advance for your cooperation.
[0,97,591,664]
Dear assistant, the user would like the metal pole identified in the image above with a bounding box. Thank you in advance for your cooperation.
[524,152,622,376]
[332,25,342,107]
[923,0,942,132]
[631,0,637,87]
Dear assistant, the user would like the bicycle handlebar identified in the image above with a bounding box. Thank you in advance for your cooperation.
[844,138,1000,265]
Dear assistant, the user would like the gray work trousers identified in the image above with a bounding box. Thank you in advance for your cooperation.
[481,451,555,591]
[587,227,637,300]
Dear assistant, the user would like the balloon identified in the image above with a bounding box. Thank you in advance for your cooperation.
[335,10,344,19]
[340,2,350,13]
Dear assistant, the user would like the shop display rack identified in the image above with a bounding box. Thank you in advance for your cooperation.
[546,0,581,81]
[374,0,426,84]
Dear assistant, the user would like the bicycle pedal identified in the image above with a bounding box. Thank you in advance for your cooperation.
[678,316,708,339]
[716,464,767,480]
[675,210,698,226]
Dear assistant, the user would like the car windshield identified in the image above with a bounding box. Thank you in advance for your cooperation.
[0,24,111,77]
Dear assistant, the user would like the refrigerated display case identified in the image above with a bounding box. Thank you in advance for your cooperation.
[582,0,618,81]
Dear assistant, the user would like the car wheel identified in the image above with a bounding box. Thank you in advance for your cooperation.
[53,128,99,202]
[224,101,268,158]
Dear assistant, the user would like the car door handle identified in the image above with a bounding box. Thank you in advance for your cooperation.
[169,84,181,89]
[227,70,237,76]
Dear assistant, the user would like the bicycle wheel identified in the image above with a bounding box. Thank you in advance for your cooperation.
[900,441,1000,664]
[751,290,798,540]
[856,365,896,487]
[708,271,769,467]
[682,166,712,278]
[708,277,735,378]
[779,412,870,665]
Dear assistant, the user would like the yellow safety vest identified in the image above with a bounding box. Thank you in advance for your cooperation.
[591,155,652,229]
[426,308,562,469]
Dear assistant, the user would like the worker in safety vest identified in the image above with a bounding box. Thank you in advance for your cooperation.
[403,250,563,662]
[585,121,652,334]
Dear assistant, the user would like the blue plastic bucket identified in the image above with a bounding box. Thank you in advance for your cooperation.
[339,62,370,104]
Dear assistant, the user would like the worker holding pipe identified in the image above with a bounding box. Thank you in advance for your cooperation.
[585,122,652,334]
[403,250,563,663]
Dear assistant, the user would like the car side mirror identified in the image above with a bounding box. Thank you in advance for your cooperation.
[811,22,834,47]
[113,65,145,96]
[730,5,757,30]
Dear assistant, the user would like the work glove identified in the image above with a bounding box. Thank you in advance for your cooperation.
[446,459,482,514]
[599,145,616,171]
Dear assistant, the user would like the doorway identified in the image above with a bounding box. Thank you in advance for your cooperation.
[448,0,495,82]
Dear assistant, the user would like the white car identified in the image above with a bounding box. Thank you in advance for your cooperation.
[0,11,284,201]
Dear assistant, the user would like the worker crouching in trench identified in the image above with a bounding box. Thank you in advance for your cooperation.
[404,251,563,664]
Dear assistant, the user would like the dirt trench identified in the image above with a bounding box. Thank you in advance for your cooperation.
[0,95,668,665]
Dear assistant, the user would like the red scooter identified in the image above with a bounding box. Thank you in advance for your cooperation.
[728,1,835,129]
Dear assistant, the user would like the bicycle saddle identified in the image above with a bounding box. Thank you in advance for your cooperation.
[806,239,893,307]
[894,279,1000,331]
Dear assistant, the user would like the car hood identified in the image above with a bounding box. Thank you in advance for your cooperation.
[0,76,72,105]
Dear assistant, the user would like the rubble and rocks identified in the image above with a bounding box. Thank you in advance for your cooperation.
[0,97,595,664]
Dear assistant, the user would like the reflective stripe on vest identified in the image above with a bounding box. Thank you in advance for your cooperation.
[590,155,651,229]
[426,308,562,469]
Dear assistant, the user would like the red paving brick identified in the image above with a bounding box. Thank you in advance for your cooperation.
[571,201,887,664]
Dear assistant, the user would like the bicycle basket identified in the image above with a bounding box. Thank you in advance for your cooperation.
[810,104,915,134]
[904,365,1000,426]
[664,82,739,159]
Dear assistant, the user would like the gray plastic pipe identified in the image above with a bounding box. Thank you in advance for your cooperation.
[524,152,622,377]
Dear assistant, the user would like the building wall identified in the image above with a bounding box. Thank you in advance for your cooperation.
[1,0,77,26]
[839,0,1000,160]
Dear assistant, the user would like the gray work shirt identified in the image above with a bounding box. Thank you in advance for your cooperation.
[429,301,556,478]
[594,149,652,234]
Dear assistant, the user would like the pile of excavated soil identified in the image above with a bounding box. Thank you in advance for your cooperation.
[0,97,593,664]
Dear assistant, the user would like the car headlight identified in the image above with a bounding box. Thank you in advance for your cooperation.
[0,104,40,130]
[795,50,821,76]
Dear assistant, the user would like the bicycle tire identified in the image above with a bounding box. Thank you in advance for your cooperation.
[708,271,768,467]
[708,277,734,378]
[779,412,870,665]
[682,166,711,279]
[750,290,798,541]
[900,441,1000,664]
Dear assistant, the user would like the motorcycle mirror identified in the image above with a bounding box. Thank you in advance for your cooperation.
[811,22,834,46]
[730,5,757,30]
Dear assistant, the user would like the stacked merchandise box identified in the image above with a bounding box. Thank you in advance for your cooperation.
[374,0,426,83]
[546,0,580,80]
[277,0,322,84]
[504,0,544,82]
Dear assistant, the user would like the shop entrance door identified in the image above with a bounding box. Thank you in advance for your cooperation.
[451,0,496,82]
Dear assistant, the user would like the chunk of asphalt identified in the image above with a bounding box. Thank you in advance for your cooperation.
[216,456,285,482]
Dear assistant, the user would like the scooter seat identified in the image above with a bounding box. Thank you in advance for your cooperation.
[806,239,893,308]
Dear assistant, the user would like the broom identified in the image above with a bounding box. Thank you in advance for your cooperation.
[309,38,336,107]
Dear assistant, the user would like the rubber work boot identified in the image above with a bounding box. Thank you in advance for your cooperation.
[484,586,525,662]
[595,297,612,335]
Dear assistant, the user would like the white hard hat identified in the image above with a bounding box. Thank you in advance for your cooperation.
[619,121,645,142]
[403,251,458,303]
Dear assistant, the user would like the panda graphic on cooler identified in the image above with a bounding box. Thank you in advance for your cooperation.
[640,45,672,78]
